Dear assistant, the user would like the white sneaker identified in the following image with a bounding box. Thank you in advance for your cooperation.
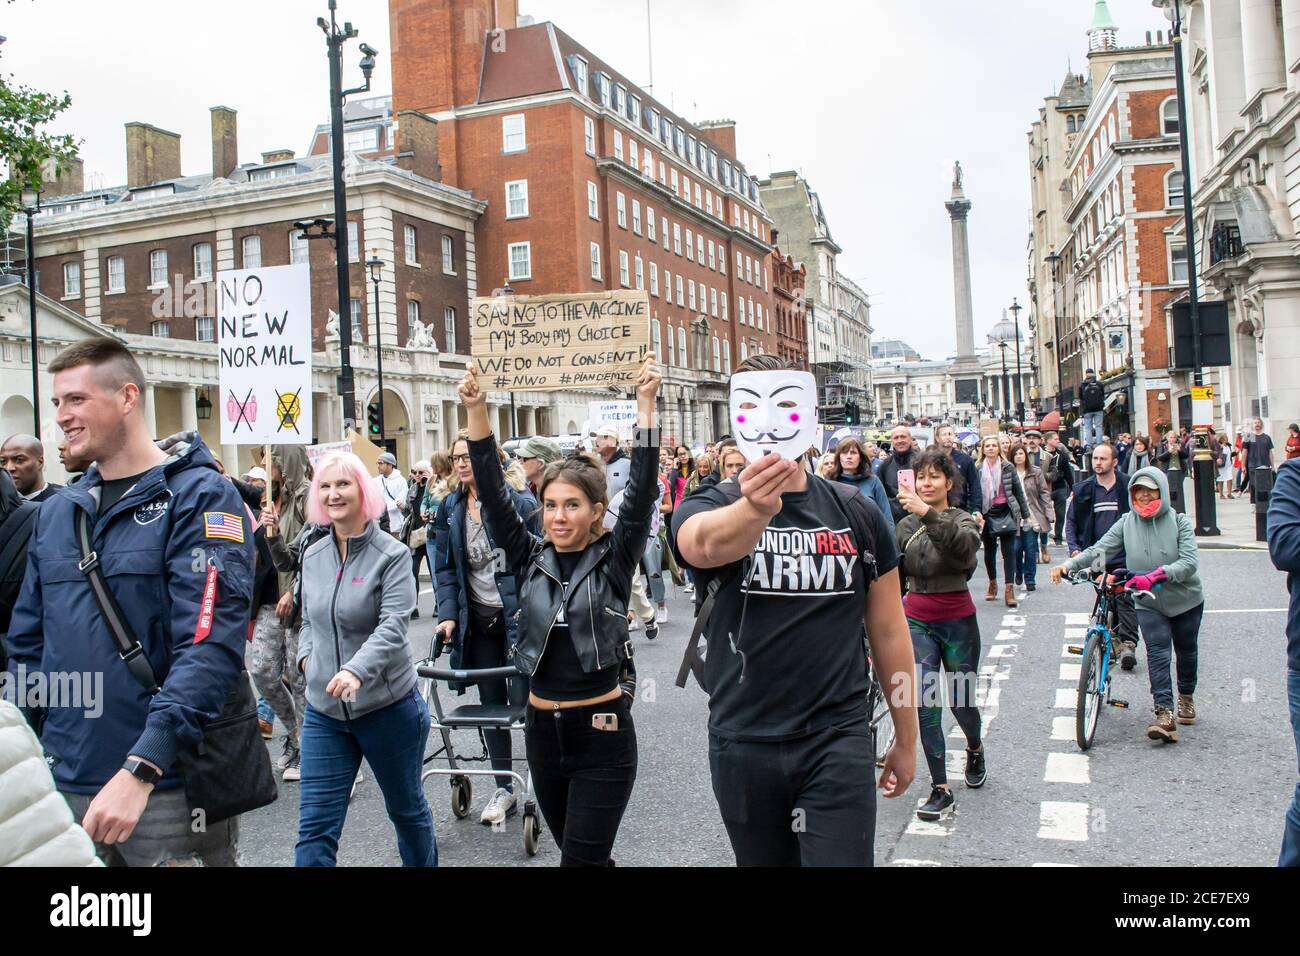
[656,605,668,624]
[480,787,517,825]
[682,583,695,595]
[628,616,641,632]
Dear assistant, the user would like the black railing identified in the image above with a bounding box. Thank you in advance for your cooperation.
[1209,222,1244,265]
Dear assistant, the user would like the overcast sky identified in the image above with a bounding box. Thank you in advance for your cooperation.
[4,0,1169,359]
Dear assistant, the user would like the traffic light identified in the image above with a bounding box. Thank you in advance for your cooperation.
[845,400,859,426]
[367,402,382,436]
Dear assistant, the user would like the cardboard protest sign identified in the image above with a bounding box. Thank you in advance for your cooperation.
[729,370,819,461]
[218,264,312,445]
[588,400,637,440]
[471,290,649,391]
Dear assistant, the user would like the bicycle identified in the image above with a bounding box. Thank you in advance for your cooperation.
[866,652,895,768]
[1065,568,1150,750]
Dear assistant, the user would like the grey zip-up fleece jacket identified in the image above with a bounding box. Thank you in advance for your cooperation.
[1064,466,1203,617]
[296,520,417,720]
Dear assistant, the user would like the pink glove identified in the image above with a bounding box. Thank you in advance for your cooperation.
[1127,568,1168,592]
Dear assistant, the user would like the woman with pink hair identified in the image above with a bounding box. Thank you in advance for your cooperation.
[293,452,435,866]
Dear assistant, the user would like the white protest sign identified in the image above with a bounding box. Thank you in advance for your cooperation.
[729,370,820,461]
[588,400,637,440]
[307,440,350,466]
[217,264,312,445]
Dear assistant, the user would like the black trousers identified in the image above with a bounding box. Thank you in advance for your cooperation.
[1051,487,1070,543]
[1112,588,1139,646]
[464,603,529,790]
[708,716,877,867]
[981,524,1017,584]
[525,695,637,866]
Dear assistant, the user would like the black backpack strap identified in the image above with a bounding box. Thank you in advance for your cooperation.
[826,479,879,588]
[674,562,742,691]
[75,508,160,695]
[0,500,37,585]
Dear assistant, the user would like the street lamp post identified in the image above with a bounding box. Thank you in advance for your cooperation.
[1045,251,1066,412]
[20,185,41,436]
[1010,297,1025,427]
[365,252,385,439]
[998,341,1009,423]
[318,0,377,437]
[1158,0,1218,535]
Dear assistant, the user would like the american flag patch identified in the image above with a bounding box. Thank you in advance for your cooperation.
[204,512,245,543]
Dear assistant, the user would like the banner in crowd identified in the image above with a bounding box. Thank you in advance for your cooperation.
[588,400,638,440]
[470,290,649,392]
[217,263,312,445]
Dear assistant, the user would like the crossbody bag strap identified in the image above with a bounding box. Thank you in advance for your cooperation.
[76,508,160,695]
[674,562,742,690]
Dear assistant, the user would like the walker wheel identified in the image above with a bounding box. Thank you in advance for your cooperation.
[450,776,471,819]
[522,811,541,856]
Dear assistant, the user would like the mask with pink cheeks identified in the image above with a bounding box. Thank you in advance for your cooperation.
[728,370,819,462]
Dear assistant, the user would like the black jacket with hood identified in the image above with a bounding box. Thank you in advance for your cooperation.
[0,470,38,670]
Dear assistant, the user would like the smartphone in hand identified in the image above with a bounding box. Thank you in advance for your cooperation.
[898,469,915,493]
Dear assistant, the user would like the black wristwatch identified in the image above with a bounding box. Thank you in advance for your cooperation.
[123,758,161,785]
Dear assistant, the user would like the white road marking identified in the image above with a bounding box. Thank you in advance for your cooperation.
[1060,662,1081,682]
[987,644,1017,658]
[1064,613,1090,625]
[905,818,954,836]
[945,750,967,777]
[892,858,942,866]
[1205,608,1287,614]
[1064,627,1089,641]
[993,629,1019,641]
[1038,801,1090,841]
[1032,862,1079,867]
[1044,752,1090,784]
[1055,688,1077,709]
[1050,716,1075,741]
[1001,615,1026,627]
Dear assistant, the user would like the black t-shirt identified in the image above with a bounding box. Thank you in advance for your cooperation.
[98,471,149,515]
[672,475,899,741]
[531,548,620,701]
[1247,433,1274,471]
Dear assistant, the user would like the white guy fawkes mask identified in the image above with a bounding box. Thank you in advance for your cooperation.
[729,371,819,461]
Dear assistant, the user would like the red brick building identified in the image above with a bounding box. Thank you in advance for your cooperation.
[389,0,778,444]
[771,247,808,370]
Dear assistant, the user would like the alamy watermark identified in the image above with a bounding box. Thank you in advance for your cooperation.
[1,665,103,718]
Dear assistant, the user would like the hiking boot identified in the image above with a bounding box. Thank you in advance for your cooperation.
[1176,694,1196,725]
[1119,641,1137,671]
[916,785,955,821]
[1039,546,1051,564]
[1146,708,1179,743]
[986,580,998,601]
[1004,585,1018,608]
[964,745,987,788]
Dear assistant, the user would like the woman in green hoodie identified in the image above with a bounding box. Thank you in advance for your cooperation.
[1051,466,1203,743]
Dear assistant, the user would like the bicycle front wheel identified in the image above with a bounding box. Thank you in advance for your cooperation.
[1075,632,1104,750]
[870,686,896,768]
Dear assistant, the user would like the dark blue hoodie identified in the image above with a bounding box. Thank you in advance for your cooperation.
[1267,458,1300,671]
[5,437,254,794]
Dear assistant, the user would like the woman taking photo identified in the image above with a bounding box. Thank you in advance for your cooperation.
[421,450,453,572]
[976,435,1029,608]
[1287,423,1300,461]
[294,452,434,866]
[832,437,895,533]
[895,448,986,820]
[433,435,539,826]
[1128,435,1154,473]
[1052,467,1204,743]
[1010,445,1053,592]
[403,460,432,617]
[458,354,662,867]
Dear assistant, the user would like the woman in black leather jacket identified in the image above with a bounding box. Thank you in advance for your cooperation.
[459,353,661,867]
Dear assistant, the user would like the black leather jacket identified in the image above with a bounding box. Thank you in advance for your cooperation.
[468,434,658,678]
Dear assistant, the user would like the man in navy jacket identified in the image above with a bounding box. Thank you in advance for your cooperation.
[6,339,253,866]
[1268,457,1300,866]
[936,423,981,514]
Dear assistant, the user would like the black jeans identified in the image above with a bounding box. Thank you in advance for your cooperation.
[1112,587,1139,646]
[525,695,637,866]
[1135,603,1202,710]
[981,524,1016,584]
[708,716,877,866]
[464,603,529,790]
[1051,487,1070,543]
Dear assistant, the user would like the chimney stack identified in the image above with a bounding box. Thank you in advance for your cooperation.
[210,106,238,180]
[261,149,295,164]
[41,156,85,198]
[394,110,441,181]
[697,119,737,157]
[125,122,182,188]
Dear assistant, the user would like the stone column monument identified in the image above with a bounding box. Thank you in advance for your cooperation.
[945,162,984,408]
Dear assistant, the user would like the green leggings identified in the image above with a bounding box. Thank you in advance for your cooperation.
[908,614,982,786]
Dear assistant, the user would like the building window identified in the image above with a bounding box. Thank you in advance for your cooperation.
[670,168,679,194]
[444,306,457,352]
[404,223,418,264]
[617,192,627,228]
[1170,241,1189,283]
[686,228,694,261]
[632,199,642,235]
[643,148,654,180]
[588,181,600,219]
[350,298,363,340]
[667,322,677,365]
[661,216,669,251]
[664,270,672,304]
[193,243,213,280]
[614,84,626,114]
[1161,97,1179,137]
[346,222,359,262]
[688,281,697,311]
[694,183,702,207]
[506,179,529,218]
[707,240,715,271]
[683,175,691,201]
[590,242,602,280]
[1067,114,1077,133]
[407,299,421,342]
[756,302,764,330]
[696,234,704,262]
[508,242,532,281]
[710,287,718,317]
[242,235,262,269]
[502,114,526,153]
[345,127,378,152]
[63,260,82,297]
[584,116,596,155]
[151,320,170,338]
[647,207,656,241]
[572,55,588,95]
[630,94,641,124]
[635,254,644,290]
[1166,170,1184,208]
[724,340,731,374]
[149,250,167,288]
[678,326,688,368]
[195,316,214,342]
[741,339,748,361]
[721,291,728,321]
[614,130,624,162]
[619,250,630,287]
[712,335,721,372]
[442,235,455,274]
[290,229,310,264]
[651,319,662,362]
[629,139,639,170]
[673,223,682,256]
[650,261,659,296]
[675,274,684,304]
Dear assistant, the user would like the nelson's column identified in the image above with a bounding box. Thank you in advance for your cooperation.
[945,162,983,410]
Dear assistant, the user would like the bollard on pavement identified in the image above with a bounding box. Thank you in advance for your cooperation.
[1254,465,1274,542]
